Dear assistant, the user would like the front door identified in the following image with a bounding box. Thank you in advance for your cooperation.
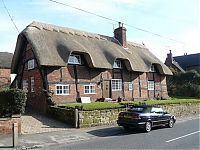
[102,80,111,98]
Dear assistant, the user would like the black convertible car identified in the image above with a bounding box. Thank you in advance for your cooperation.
[117,105,176,132]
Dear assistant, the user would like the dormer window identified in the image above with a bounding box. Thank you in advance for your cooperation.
[150,65,156,72]
[68,54,81,65]
[113,60,122,69]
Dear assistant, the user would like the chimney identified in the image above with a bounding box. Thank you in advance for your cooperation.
[165,50,173,66]
[114,22,127,48]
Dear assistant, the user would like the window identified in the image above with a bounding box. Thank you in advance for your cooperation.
[113,60,122,69]
[55,84,70,95]
[30,77,35,92]
[151,107,163,113]
[22,80,28,92]
[68,54,81,64]
[112,79,122,91]
[129,83,133,91]
[28,59,35,70]
[84,84,96,94]
[148,81,155,90]
[150,65,156,72]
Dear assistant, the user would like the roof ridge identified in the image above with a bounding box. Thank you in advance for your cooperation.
[27,21,111,41]
[26,21,147,48]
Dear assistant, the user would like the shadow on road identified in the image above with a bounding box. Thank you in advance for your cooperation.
[0,146,13,149]
[87,126,146,137]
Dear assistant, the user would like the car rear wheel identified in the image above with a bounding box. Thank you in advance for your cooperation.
[168,119,174,128]
[145,122,151,132]
[123,125,130,130]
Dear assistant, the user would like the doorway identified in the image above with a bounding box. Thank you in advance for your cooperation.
[102,80,111,98]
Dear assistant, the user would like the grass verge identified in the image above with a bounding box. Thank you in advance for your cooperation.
[57,97,200,111]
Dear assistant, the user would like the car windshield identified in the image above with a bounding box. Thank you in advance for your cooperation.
[128,107,151,113]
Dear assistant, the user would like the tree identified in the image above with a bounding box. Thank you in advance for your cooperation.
[167,70,200,98]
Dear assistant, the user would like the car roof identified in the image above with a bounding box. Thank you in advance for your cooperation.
[129,105,161,109]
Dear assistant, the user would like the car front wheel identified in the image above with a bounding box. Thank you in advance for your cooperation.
[168,119,174,128]
[145,122,152,132]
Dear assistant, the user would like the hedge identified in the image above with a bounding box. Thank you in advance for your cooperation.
[0,88,27,117]
[120,98,200,106]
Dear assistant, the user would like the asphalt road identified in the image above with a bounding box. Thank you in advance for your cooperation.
[46,118,200,149]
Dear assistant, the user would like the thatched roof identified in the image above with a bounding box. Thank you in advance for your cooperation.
[0,52,13,69]
[12,21,172,75]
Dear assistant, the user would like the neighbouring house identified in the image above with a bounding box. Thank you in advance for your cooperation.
[11,21,172,112]
[165,50,200,73]
[0,52,13,88]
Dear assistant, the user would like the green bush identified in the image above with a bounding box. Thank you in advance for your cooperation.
[120,98,200,106]
[0,88,27,117]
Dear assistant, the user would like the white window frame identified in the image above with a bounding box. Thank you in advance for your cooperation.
[55,84,70,95]
[30,77,35,92]
[22,80,28,92]
[68,54,81,65]
[113,60,122,69]
[112,79,122,91]
[150,65,156,72]
[84,84,96,94]
[129,83,133,91]
[28,59,35,70]
[148,81,155,90]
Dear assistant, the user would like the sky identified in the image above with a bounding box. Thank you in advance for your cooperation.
[0,0,199,62]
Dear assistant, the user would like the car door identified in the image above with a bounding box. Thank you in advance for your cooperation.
[150,107,160,127]
[156,108,166,125]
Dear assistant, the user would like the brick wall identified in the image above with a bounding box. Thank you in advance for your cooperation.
[0,68,11,87]
[0,115,21,134]
[12,43,47,112]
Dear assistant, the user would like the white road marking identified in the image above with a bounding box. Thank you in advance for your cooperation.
[166,131,200,143]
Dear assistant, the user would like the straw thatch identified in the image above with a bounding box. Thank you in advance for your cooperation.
[11,21,172,75]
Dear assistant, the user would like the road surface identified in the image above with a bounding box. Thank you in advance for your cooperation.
[46,118,200,149]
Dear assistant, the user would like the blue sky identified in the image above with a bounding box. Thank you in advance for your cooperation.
[0,0,199,62]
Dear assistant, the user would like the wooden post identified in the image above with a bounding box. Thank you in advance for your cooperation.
[74,108,79,128]
[13,122,18,147]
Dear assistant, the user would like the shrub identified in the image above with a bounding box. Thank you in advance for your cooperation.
[0,88,27,117]
[120,98,200,106]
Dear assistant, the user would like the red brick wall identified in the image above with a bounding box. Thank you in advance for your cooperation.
[0,115,21,134]
[0,68,11,87]
[12,43,46,112]
[40,61,169,103]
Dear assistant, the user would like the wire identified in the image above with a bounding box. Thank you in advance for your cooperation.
[1,0,19,33]
[49,0,184,44]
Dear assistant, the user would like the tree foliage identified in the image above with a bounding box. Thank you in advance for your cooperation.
[167,70,200,98]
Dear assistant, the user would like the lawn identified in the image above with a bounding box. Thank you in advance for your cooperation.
[57,97,200,111]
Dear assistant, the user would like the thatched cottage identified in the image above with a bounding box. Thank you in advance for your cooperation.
[11,21,172,112]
